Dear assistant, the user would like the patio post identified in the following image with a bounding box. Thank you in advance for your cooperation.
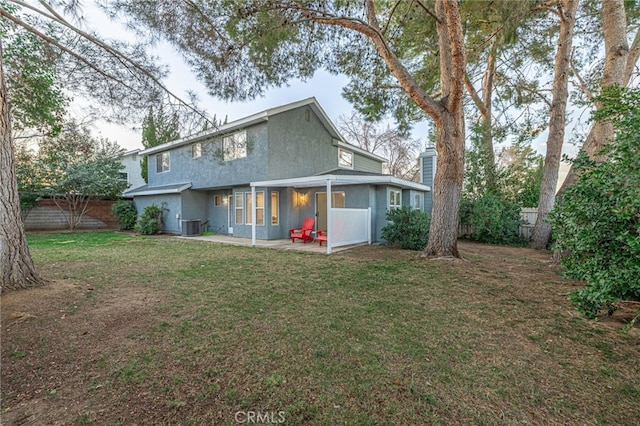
[326,179,332,254]
[251,186,256,246]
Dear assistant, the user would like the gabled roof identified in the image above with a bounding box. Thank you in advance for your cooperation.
[139,97,355,157]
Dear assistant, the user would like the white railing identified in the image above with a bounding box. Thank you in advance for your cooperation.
[329,207,371,248]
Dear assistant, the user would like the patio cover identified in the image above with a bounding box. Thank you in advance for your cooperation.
[123,182,192,197]
[249,174,431,253]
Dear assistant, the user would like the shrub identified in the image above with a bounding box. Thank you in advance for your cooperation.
[549,87,640,319]
[111,200,137,230]
[381,206,430,250]
[463,193,523,245]
[134,204,162,235]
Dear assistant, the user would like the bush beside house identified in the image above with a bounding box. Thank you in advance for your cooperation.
[381,206,430,250]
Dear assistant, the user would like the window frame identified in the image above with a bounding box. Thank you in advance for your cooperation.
[222,131,247,161]
[191,142,202,159]
[338,148,353,169]
[413,193,423,210]
[119,171,129,185]
[245,191,265,226]
[271,191,279,226]
[156,152,170,173]
[235,193,244,225]
[389,189,402,210]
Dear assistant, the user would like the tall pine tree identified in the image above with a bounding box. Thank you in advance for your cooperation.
[140,105,180,183]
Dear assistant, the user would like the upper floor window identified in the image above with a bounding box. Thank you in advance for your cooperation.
[223,131,247,161]
[191,143,202,158]
[156,152,170,173]
[389,189,401,210]
[338,148,353,169]
[119,172,129,185]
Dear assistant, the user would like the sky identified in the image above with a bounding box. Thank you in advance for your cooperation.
[70,4,430,153]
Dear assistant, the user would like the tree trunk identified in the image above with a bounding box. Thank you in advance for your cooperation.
[530,0,578,249]
[423,0,466,257]
[558,0,632,195]
[424,109,465,257]
[0,45,46,292]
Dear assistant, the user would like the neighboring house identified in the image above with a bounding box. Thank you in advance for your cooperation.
[118,149,146,194]
[124,98,434,252]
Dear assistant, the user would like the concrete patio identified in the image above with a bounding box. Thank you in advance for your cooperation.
[177,234,363,254]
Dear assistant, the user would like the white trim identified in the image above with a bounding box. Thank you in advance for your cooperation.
[222,131,247,161]
[338,148,354,169]
[270,191,279,226]
[124,182,191,196]
[140,113,268,156]
[389,188,402,210]
[251,174,430,192]
[234,192,244,225]
[139,97,348,157]
[156,152,170,173]
[336,140,387,163]
[191,142,202,158]
[251,187,256,246]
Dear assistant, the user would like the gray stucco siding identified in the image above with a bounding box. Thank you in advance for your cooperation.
[375,186,390,243]
[206,190,232,234]
[133,194,182,234]
[147,124,270,189]
[181,190,208,223]
[266,107,337,179]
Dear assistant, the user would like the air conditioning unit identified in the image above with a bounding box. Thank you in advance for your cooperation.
[181,219,201,237]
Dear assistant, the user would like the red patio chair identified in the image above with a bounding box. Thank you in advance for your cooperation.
[289,217,315,243]
[316,230,328,246]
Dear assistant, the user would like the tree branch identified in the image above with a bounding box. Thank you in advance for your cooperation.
[569,50,593,101]
[625,29,640,84]
[464,73,487,116]
[292,1,444,119]
[414,0,441,23]
[9,0,211,124]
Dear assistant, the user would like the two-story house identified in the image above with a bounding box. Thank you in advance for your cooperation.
[118,149,146,194]
[124,98,432,249]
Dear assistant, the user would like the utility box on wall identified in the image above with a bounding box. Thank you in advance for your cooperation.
[181,219,201,237]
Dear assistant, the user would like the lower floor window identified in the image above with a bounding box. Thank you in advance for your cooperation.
[245,191,265,225]
[389,189,401,209]
[235,193,243,224]
[271,192,279,225]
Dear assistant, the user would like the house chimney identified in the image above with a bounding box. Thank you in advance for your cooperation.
[419,147,437,214]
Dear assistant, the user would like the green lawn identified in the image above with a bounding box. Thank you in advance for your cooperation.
[2,231,639,425]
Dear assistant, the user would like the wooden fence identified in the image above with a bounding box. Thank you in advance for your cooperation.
[458,208,538,240]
